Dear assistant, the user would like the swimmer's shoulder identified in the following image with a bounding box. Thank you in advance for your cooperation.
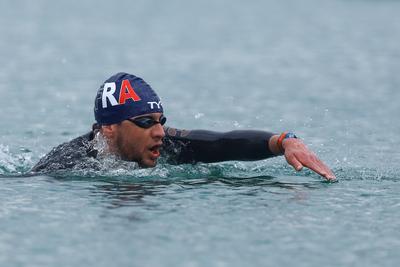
[31,132,95,173]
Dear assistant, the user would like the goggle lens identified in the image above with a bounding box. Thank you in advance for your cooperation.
[127,115,167,129]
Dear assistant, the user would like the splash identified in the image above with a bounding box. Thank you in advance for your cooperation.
[40,159,307,183]
[0,144,33,175]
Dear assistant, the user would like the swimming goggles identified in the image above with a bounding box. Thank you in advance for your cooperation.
[127,115,167,129]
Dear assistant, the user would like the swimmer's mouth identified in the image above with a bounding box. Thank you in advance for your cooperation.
[149,143,162,157]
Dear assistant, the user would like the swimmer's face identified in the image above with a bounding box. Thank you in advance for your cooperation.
[102,113,165,167]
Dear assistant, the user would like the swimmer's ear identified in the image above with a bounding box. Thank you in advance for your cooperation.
[100,125,115,139]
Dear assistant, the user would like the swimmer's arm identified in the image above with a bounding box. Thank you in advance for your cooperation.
[163,127,336,181]
[162,127,276,163]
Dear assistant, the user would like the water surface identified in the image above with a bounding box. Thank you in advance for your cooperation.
[1,0,399,266]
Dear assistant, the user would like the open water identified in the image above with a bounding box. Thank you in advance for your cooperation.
[1,0,400,266]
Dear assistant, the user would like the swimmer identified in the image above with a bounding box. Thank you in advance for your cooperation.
[32,72,336,180]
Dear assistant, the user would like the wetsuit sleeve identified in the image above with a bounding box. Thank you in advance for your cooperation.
[30,132,96,173]
[161,126,276,164]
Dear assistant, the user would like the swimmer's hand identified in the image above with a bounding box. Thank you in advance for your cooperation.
[282,138,336,181]
[269,135,336,181]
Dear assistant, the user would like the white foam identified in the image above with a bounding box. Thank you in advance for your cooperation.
[0,144,33,175]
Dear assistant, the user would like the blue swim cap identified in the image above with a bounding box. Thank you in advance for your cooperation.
[94,72,163,125]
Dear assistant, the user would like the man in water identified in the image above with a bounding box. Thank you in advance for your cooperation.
[32,72,336,180]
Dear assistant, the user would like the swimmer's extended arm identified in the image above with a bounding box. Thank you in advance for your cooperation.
[162,127,276,163]
[162,127,336,181]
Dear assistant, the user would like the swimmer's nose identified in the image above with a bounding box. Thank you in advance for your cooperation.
[151,123,165,139]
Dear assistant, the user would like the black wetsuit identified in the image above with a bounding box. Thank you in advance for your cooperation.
[31,127,276,173]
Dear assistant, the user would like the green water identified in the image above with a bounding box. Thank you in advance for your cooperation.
[1,0,400,266]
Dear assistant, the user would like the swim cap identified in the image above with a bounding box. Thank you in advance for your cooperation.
[94,72,163,125]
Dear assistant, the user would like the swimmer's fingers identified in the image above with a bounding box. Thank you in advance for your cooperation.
[285,153,304,171]
[283,139,336,181]
[297,152,336,181]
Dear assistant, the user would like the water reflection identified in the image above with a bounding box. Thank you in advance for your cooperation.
[2,171,327,211]
[88,176,322,209]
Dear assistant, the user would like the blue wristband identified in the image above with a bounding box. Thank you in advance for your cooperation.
[277,132,298,152]
[284,132,298,140]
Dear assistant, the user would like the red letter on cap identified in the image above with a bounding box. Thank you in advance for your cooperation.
[119,79,141,104]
